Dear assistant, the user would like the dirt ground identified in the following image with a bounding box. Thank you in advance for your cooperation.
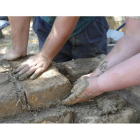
[0,21,39,60]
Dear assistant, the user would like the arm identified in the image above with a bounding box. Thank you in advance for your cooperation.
[63,52,140,105]
[40,16,80,61]
[97,53,140,92]
[63,17,140,105]
[90,34,140,78]
[90,16,140,78]
[15,16,80,80]
[3,17,31,60]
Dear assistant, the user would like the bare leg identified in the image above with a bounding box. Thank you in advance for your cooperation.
[3,16,31,60]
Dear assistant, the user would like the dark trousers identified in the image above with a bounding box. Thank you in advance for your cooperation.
[33,17,109,62]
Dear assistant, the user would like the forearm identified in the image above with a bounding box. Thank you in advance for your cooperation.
[40,16,80,60]
[90,34,140,78]
[9,16,31,49]
[97,53,140,92]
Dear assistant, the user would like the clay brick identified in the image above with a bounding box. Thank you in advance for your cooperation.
[0,93,138,123]
[0,73,8,84]
[119,86,140,111]
[77,108,137,123]
[21,65,72,110]
[56,54,106,83]
[0,56,72,118]
[0,82,23,118]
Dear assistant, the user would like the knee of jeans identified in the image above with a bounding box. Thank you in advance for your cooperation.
[87,18,108,42]
[74,18,108,46]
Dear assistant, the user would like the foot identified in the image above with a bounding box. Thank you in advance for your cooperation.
[62,75,103,105]
[3,49,27,60]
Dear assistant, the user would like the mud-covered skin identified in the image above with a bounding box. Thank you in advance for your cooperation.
[62,75,93,105]
[97,60,108,74]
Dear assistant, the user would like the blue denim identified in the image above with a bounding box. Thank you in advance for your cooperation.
[33,16,109,62]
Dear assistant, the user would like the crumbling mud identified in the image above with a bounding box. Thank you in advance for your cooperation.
[0,57,139,123]
[0,57,72,118]
[8,69,31,111]
[0,93,138,123]
[96,93,126,115]
[0,59,31,118]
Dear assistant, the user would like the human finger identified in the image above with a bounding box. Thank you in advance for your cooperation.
[62,94,84,105]
[30,68,44,80]
[18,66,37,81]
[62,91,80,105]
[15,65,30,78]
[62,79,90,105]
[14,62,27,73]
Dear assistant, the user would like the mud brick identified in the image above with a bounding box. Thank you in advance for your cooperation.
[77,108,137,123]
[0,93,138,123]
[21,65,72,110]
[0,56,72,118]
[56,54,106,83]
[119,86,140,111]
[0,73,8,84]
[11,56,72,110]
[0,82,23,118]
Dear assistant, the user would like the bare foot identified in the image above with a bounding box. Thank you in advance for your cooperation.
[62,75,103,105]
[3,49,27,60]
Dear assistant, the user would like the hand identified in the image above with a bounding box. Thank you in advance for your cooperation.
[62,75,103,105]
[14,53,52,80]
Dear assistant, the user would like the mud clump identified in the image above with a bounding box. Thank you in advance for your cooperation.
[96,93,126,115]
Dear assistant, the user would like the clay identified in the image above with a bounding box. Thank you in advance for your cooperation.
[8,69,31,111]
[56,54,106,83]
[96,60,108,74]
[0,59,11,73]
[0,94,138,123]
[0,59,30,118]
[0,59,11,68]
[62,75,89,105]
[96,93,126,115]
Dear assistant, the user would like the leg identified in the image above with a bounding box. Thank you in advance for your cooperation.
[3,16,31,60]
[71,17,109,59]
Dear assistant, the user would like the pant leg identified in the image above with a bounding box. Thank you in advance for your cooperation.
[33,16,109,63]
[33,16,51,50]
[69,17,109,59]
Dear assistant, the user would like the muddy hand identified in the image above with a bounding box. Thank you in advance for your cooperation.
[14,53,51,80]
[62,75,93,105]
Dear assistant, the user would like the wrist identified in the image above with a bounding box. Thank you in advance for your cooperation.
[38,51,52,64]
[94,77,104,93]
